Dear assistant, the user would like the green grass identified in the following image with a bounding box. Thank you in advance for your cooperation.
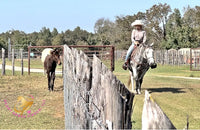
[1,60,200,129]
[0,71,64,129]
[114,60,200,129]
[0,58,62,70]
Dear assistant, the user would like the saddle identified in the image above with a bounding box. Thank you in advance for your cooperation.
[128,44,148,71]
[125,44,139,71]
[131,44,140,58]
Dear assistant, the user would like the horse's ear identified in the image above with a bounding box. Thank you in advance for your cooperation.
[149,43,154,47]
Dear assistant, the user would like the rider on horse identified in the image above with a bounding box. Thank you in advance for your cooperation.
[122,20,146,70]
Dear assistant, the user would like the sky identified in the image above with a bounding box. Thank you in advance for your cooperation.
[0,0,200,33]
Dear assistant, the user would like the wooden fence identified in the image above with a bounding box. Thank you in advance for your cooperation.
[63,45,134,129]
[154,49,190,65]
[115,49,194,66]
[1,48,24,75]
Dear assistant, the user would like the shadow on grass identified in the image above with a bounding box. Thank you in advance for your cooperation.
[147,87,186,93]
[54,85,64,92]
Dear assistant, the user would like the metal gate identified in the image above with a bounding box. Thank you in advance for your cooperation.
[28,45,115,75]
[69,45,115,71]
[190,48,200,71]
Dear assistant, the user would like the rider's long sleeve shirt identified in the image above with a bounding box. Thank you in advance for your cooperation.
[131,29,146,44]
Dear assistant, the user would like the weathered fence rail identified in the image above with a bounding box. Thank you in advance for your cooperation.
[63,45,134,129]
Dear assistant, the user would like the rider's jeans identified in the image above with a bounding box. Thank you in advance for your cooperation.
[125,43,135,61]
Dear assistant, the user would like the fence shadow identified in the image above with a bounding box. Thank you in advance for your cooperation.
[54,85,64,92]
[146,87,186,93]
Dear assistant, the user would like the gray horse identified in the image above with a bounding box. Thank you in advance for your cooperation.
[128,43,157,94]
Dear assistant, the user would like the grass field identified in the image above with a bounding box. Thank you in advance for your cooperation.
[114,60,200,129]
[0,71,64,129]
[0,58,62,70]
[0,60,200,129]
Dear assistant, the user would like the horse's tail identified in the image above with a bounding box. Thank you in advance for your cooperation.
[128,75,131,87]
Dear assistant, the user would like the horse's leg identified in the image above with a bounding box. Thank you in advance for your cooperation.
[135,79,140,94]
[136,77,144,94]
[51,71,55,91]
[131,75,135,92]
[139,77,144,94]
[129,71,135,92]
[47,72,51,91]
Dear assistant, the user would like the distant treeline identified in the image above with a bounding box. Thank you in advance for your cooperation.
[0,3,200,51]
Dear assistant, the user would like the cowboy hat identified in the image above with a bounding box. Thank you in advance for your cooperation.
[131,20,144,27]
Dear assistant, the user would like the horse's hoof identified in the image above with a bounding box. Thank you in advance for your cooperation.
[133,90,137,94]
[137,90,141,95]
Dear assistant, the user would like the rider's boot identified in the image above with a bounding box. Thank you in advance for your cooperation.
[122,59,130,70]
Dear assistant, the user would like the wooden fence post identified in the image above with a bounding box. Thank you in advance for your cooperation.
[20,49,23,75]
[12,49,15,76]
[110,46,115,71]
[162,50,165,65]
[1,48,5,75]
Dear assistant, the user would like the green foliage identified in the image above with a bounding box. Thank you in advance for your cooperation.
[0,38,6,49]
[0,4,200,50]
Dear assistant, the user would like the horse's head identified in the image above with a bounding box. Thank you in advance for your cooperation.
[51,48,62,65]
[144,43,157,69]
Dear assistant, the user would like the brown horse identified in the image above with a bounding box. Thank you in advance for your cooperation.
[44,48,62,91]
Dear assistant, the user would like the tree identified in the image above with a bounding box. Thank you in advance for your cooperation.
[28,32,38,46]
[164,9,182,49]
[0,38,6,49]
[52,28,58,37]
[39,27,52,46]
[146,3,171,46]
[94,18,115,45]
[52,34,64,45]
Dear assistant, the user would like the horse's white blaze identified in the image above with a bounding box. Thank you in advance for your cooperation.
[41,48,53,63]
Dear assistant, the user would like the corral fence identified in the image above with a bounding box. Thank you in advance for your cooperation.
[115,49,191,65]
[69,45,115,71]
[115,50,127,61]
[115,48,200,71]
[27,45,115,75]
[154,48,200,71]
[1,48,24,76]
[63,45,134,129]
[154,49,190,65]
[28,45,64,75]
[190,48,200,71]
